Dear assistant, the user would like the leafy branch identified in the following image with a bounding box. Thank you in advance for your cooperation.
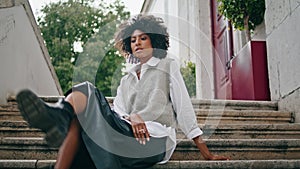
[218,0,265,41]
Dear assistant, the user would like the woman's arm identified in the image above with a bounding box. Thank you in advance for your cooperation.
[193,136,230,160]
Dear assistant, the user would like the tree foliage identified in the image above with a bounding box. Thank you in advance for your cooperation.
[218,0,265,41]
[38,0,130,95]
[180,61,196,97]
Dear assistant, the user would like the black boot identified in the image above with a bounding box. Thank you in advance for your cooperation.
[16,89,75,147]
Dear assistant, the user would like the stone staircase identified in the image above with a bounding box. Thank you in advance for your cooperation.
[0,98,300,169]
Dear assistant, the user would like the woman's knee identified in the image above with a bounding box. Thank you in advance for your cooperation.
[66,91,87,114]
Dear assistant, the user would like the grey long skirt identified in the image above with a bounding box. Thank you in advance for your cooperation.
[66,82,166,169]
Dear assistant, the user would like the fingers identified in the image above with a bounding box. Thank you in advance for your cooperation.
[211,155,231,160]
[132,124,150,145]
[220,156,231,160]
[137,126,146,145]
[217,155,230,160]
[144,128,150,142]
[129,114,150,145]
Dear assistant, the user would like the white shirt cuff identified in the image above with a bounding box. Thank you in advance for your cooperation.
[186,128,203,140]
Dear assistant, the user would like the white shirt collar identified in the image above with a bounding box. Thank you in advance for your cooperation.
[127,57,161,74]
[145,57,161,67]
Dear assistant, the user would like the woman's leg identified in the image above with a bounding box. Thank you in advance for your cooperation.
[16,83,96,168]
[55,91,88,169]
[55,118,80,169]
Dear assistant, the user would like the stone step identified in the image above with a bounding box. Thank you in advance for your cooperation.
[0,137,56,160]
[172,139,300,160]
[0,117,292,127]
[1,137,300,160]
[3,97,278,111]
[0,104,19,113]
[197,117,292,124]
[154,160,300,169]
[2,117,300,139]
[196,109,292,118]
[7,96,64,103]
[2,124,300,140]
[0,127,44,137]
[0,120,29,128]
[0,109,293,129]
[196,109,294,124]
[179,123,300,139]
[2,111,292,124]
[1,99,286,125]
[0,111,24,121]
[2,124,300,139]
[191,99,278,111]
[1,159,300,169]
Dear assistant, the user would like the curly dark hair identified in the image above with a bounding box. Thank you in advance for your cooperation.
[114,14,170,59]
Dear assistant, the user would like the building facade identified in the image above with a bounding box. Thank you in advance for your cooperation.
[265,0,300,122]
[142,0,215,99]
[141,0,300,122]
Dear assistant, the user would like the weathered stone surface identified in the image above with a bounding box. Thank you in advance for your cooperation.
[0,0,14,8]
[0,160,36,169]
[191,99,278,110]
[1,98,300,168]
[1,159,300,169]
[265,0,291,35]
[265,0,300,123]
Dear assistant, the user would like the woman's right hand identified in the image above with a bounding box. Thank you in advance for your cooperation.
[127,114,150,145]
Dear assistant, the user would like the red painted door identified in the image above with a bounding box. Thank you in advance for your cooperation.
[211,0,233,99]
[231,41,271,100]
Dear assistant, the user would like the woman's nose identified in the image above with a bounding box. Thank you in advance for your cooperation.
[135,38,141,45]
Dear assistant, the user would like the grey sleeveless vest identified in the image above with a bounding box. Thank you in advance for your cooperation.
[119,58,176,127]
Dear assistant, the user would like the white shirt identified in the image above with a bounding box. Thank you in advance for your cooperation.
[113,57,203,163]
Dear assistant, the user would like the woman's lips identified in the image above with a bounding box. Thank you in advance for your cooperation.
[135,48,143,52]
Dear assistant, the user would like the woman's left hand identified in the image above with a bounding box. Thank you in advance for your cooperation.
[193,136,231,160]
[127,114,150,145]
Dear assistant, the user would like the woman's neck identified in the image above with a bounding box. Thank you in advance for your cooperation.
[139,55,152,65]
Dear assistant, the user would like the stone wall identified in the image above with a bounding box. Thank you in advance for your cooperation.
[265,0,300,122]
[0,0,62,104]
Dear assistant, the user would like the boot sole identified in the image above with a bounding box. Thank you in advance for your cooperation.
[16,89,65,147]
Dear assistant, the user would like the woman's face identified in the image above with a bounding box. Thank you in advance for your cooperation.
[130,29,153,63]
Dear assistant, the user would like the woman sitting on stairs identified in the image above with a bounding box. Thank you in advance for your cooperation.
[16,14,230,169]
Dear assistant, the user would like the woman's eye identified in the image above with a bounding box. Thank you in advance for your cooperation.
[141,36,147,40]
[131,39,136,43]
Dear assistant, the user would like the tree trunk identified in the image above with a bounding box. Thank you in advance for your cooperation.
[244,15,251,42]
